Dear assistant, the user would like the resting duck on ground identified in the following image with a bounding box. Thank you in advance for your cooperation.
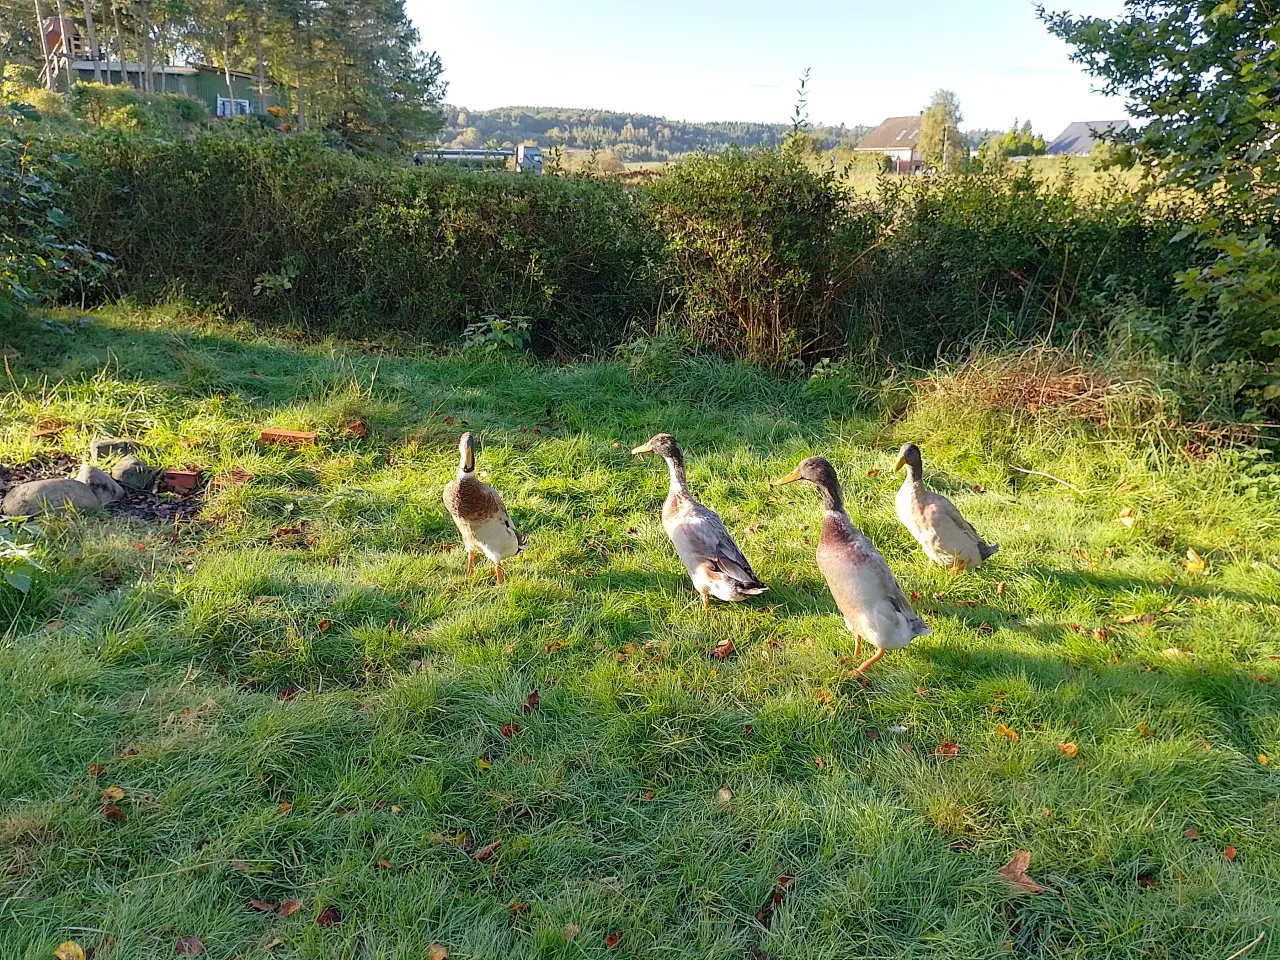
[893,442,998,572]
[776,456,929,674]
[631,433,767,609]
[443,432,524,583]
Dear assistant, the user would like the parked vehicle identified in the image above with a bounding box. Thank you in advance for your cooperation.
[411,144,543,174]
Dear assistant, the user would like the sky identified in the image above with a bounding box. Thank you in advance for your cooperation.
[411,0,1132,138]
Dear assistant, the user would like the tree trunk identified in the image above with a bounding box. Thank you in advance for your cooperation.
[138,0,152,93]
[111,0,125,85]
[83,0,102,81]
[254,10,266,114]
[33,0,53,89]
[52,0,70,90]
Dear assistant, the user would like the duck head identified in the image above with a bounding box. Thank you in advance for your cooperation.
[457,432,477,474]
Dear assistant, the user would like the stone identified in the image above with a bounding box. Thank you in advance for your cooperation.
[90,437,139,463]
[110,455,154,491]
[76,464,124,505]
[2,478,102,517]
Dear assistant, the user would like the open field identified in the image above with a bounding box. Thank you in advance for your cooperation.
[2,307,1279,959]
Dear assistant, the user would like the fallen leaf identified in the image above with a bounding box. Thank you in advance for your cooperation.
[972,483,986,494]
[1058,742,1079,758]
[390,805,402,814]
[54,943,86,960]
[997,581,1006,595]
[318,618,332,632]
[866,468,880,478]
[230,860,251,871]
[1115,507,1137,529]
[1138,723,1155,740]
[102,803,125,823]
[89,763,106,777]
[1185,548,1206,574]
[605,932,622,950]
[998,851,1046,893]
[1137,871,1158,888]
[278,801,293,815]
[995,724,1019,743]
[277,899,302,917]
[717,787,733,803]
[427,945,449,960]
[247,899,277,913]
[523,689,540,715]
[315,905,342,926]
[474,840,502,862]
[562,924,580,940]
[118,746,138,758]
[1225,845,1238,861]
[813,756,828,768]
[711,638,734,660]
[102,785,125,802]
[344,418,368,438]
[865,726,881,741]
[746,522,762,534]
[1259,754,1271,766]
[934,741,960,757]
[263,939,283,951]
[813,689,833,705]
[755,873,795,927]
[175,936,206,955]
[1184,827,1201,840]
[509,900,529,921]
[377,859,393,870]
[500,723,520,738]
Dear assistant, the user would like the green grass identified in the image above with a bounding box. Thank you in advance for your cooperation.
[2,306,1279,960]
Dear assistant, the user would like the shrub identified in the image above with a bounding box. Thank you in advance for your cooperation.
[47,131,663,355]
[67,83,208,134]
[645,146,877,368]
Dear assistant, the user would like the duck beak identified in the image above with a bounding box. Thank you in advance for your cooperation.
[461,437,475,472]
[892,453,906,472]
[773,468,802,486]
[630,441,654,455]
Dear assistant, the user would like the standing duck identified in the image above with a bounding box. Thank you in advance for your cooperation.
[893,443,998,571]
[776,456,929,674]
[443,433,524,583]
[631,433,767,609]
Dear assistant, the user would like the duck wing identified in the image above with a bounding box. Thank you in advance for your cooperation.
[670,501,765,588]
[921,490,995,554]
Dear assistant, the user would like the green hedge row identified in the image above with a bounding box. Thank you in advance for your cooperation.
[48,131,1197,364]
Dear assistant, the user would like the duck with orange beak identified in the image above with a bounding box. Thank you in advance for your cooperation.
[443,432,524,583]
[776,456,929,675]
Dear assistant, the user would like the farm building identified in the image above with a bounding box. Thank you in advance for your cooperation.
[855,115,924,173]
[69,60,286,117]
[1046,119,1131,156]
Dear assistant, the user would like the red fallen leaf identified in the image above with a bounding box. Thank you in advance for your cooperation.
[908,590,922,602]
[374,800,387,810]
[523,689,540,715]
[89,763,106,777]
[102,803,125,823]
[176,936,205,955]
[934,741,960,757]
[1137,872,1158,888]
[443,415,454,425]
[135,543,146,552]
[813,757,828,768]
[866,468,881,478]
[1184,827,1201,840]
[276,899,302,917]
[998,851,1046,893]
[318,619,332,632]
[755,873,795,927]
[474,840,502,862]
[278,801,293,815]
[711,639,734,660]
[1225,845,1238,861]
[247,898,277,913]
[509,900,529,921]
[605,932,621,950]
[500,723,520,738]
[377,860,393,870]
[344,419,368,438]
[315,905,342,926]
[545,640,565,653]
[118,746,138,758]
[972,484,986,494]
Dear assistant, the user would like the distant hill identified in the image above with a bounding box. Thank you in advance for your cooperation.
[435,106,873,162]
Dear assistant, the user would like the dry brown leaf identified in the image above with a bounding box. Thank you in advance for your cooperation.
[102,803,125,823]
[377,859,393,870]
[755,873,795,927]
[1183,827,1200,840]
[523,689,540,715]
[1137,871,1158,888]
[1225,845,1238,861]
[88,763,106,777]
[500,723,520,738]
[263,939,283,951]
[1057,742,1079,758]
[315,905,342,926]
[230,860,251,871]
[813,756,828,768]
[711,639,734,661]
[934,741,960,757]
[102,785,125,802]
[995,723,1019,743]
[998,851,1046,893]
[175,936,206,955]
[474,840,502,862]
[716,787,733,803]
[278,801,293,815]
[605,932,622,949]
[1115,507,1137,529]
[276,899,302,917]
[997,581,1006,595]
[118,746,138,758]
[813,690,833,705]
[866,468,880,478]
[427,945,449,960]
[247,899,277,913]
[563,924,580,940]
[54,943,86,960]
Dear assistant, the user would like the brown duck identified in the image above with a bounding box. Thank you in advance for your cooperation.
[776,456,929,674]
[443,432,524,583]
[893,442,998,571]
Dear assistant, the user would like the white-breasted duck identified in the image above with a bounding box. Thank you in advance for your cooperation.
[893,442,998,571]
[443,432,525,583]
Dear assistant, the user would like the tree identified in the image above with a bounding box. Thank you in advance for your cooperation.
[1041,1,1280,361]
[918,89,965,172]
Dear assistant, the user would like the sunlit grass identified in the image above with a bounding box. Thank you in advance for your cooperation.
[1,306,1278,959]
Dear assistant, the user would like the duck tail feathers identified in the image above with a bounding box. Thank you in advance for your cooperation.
[738,582,769,596]
[980,542,1000,560]
[911,618,932,638]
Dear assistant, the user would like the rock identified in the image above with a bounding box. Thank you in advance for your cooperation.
[2,478,102,517]
[110,455,154,491]
[76,464,124,505]
[90,437,139,463]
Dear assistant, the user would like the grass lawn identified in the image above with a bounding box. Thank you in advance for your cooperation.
[2,307,1279,960]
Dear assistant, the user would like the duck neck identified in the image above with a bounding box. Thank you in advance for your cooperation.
[903,462,923,487]
[817,478,846,514]
[664,453,690,499]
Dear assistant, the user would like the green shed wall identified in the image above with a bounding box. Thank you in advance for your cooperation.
[71,66,284,114]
